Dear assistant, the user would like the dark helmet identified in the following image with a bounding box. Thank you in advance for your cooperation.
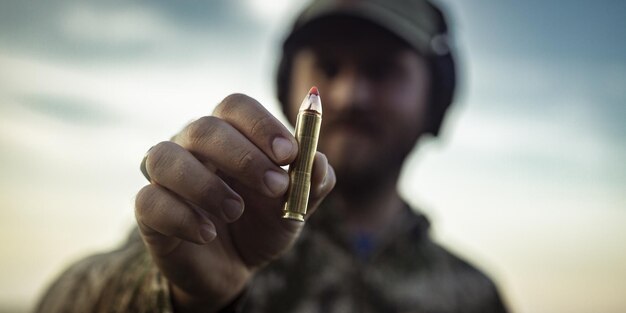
[276,0,457,136]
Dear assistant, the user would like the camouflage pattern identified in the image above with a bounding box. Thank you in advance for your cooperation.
[245,203,508,313]
[35,203,507,313]
[35,231,173,313]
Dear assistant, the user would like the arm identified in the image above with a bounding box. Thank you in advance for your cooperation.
[37,94,335,313]
[35,230,172,313]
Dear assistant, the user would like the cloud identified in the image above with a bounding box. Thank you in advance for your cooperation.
[59,4,179,48]
[17,93,120,126]
[0,1,269,62]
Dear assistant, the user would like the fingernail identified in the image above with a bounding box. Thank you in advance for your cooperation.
[222,198,244,222]
[272,137,294,162]
[140,146,154,182]
[264,170,289,196]
[199,223,216,243]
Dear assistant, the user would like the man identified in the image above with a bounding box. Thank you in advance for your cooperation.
[37,0,508,312]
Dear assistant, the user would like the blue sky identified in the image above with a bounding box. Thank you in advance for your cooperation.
[0,1,624,312]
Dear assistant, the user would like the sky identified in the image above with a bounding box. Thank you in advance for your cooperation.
[0,1,625,312]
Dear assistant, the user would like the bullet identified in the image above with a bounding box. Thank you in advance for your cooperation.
[282,86,322,222]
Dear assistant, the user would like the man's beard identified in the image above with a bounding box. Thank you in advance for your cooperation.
[320,109,421,201]
[330,142,412,200]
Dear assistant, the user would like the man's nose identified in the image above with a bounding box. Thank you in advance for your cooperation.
[327,66,372,112]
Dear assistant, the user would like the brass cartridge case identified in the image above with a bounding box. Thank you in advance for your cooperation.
[282,109,322,221]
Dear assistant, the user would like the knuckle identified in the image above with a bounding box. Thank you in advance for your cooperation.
[248,114,273,139]
[135,185,158,219]
[214,93,252,116]
[147,141,179,179]
[171,206,190,236]
[184,116,220,146]
[234,149,255,173]
[196,179,221,207]
[135,185,189,237]
[169,157,189,186]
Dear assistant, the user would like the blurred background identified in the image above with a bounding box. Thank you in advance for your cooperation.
[0,0,624,312]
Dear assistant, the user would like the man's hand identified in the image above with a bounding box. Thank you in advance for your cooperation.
[134,94,335,312]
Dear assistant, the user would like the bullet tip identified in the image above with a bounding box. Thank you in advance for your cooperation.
[300,86,322,113]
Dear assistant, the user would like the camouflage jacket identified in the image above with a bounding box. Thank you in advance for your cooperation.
[36,203,508,313]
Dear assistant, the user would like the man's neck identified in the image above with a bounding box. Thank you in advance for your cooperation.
[330,179,405,236]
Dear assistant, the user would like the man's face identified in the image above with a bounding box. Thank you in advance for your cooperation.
[287,19,431,192]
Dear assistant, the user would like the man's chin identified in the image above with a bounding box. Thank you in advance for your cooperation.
[325,149,406,198]
[326,152,373,178]
[321,135,376,167]
[331,161,387,196]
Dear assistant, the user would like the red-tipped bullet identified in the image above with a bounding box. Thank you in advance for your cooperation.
[300,86,322,113]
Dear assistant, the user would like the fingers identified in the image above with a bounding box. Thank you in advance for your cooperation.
[227,152,335,266]
[305,152,336,218]
[135,184,217,249]
[175,116,290,199]
[212,93,298,165]
[144,141,245,223]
